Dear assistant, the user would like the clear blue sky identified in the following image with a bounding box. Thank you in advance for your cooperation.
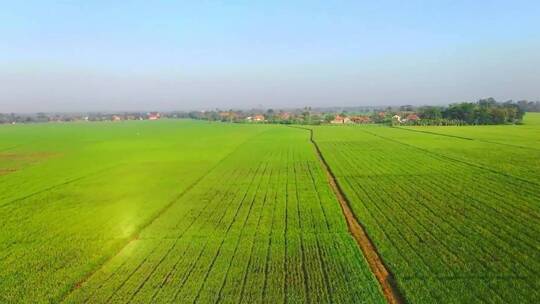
[1,1,539,112]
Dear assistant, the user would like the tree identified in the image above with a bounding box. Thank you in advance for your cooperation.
[266,109,275,122]
[400,105,414,111]
[324,114,335,123]
[311,114,322,125]
[418,106,442,120]
[302,107,312,124]
[443,102,475,123]
[489,107,506,124]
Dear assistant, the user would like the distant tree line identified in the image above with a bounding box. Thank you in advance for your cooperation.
[411,98,526,125]
[1,98,537,125]
[516,100,540,112]
[182,107,327,125]
[0,112,156,124]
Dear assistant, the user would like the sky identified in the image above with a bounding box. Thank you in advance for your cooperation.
[1,1,539,113]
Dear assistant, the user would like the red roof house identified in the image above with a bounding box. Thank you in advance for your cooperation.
[148,112,161,120]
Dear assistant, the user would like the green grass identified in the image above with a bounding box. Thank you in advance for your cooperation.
[64,127,384,303]
[0,121,384,303]
[1,116,539,303]
[311,114,540,302]
[401,112,540,150]
[0,120,270,302]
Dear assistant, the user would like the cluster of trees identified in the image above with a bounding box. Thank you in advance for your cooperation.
[413,98,526,125]
[185,107,328,125]
[516,100,540,112]
[0,113,50,124]
[0,112,158,124]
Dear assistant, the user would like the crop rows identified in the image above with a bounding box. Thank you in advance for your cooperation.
[313,126,540,303]
[402,113,540,151]
[0,121,271,303]
[64,128,385,303]
[371,126,540,183]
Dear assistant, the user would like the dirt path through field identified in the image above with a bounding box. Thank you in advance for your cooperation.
[295,126,405,304]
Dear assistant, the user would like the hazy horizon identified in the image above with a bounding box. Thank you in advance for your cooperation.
[1,1,539,113]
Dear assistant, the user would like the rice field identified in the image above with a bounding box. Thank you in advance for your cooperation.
[1,114,539,303]
[63,127,384,304]
[311,113,540,303]
[0,120,271,302]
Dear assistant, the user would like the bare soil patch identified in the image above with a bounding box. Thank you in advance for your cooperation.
[0,168,17,176]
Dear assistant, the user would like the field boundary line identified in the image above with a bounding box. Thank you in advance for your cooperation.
[190,162,269,303]
[0,164,120,208]
[292,158,311,303]
[0,145,22,153]
[169,165,262,302]
[290,126,405,304]
[261,154,282,302]
[59,130,266,303]
[305,160,334,303]
[362,128,540,187]
[393,126,473,140]
[393,126,540,151]
[146,166,247,302]
[236,166,273,303]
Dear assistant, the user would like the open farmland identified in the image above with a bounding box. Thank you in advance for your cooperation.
[0,121,384,303]
[0,121,271,302]
[1,115,539,303]
[311,113,540,303]
[63,127,384,303]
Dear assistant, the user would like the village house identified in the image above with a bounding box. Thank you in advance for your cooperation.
[111,115,122,121]
[406,113,420,122]
[253,114,265,122]
[148,112,161,120]
[350,115,371,124]
[330,115,351,124]
[219,112,230,119]
[279,112,291,120]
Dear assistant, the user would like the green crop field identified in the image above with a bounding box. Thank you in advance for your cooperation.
[0,120,271,302]
[311,112,540,303]
[1,114,539,303]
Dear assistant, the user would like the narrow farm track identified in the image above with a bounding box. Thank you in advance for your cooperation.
[295,126,405,304]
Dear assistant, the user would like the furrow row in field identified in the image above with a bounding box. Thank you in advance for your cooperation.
[0,164,120,209]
